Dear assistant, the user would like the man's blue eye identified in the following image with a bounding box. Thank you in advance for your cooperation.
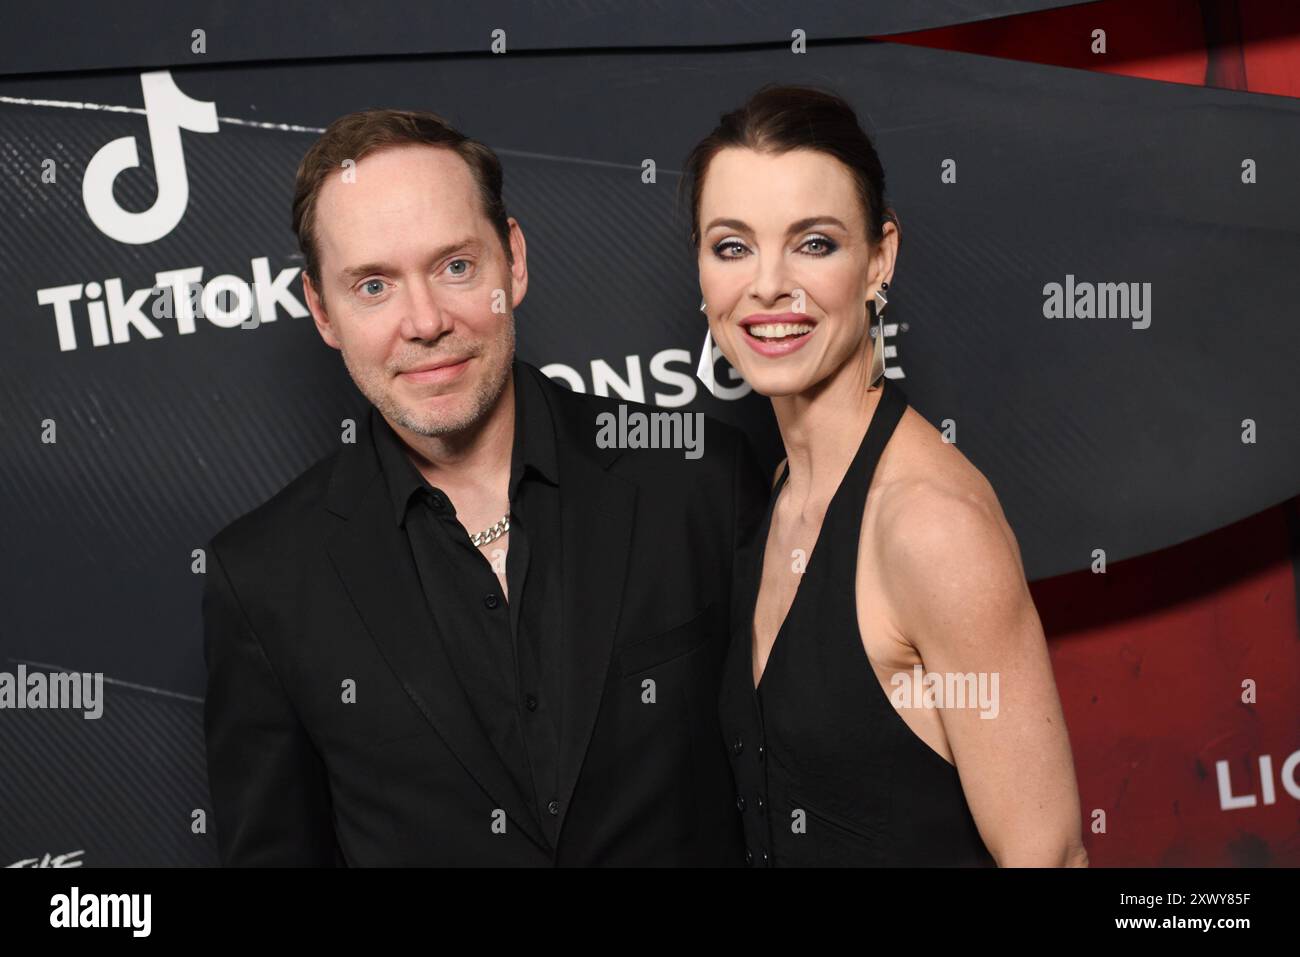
[448,260,468,276]
[362,280,384,296]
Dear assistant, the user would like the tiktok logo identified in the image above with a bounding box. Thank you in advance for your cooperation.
[82,71,218,245]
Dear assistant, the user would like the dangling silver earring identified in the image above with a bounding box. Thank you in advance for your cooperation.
[696,301,717,396]
[867,282,889,390]
[696,323,717,395]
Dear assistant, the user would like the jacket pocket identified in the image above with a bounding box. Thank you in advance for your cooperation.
[619,601,718,676]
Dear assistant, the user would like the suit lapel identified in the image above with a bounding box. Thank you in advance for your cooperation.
[552,443,635,833]
[526,365,636,834]
[323,419,548,852]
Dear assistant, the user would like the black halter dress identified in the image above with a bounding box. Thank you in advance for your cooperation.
[718,380,997,867]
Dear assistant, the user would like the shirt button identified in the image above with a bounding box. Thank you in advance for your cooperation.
[736,795,747,812]
[484,594,500,610]
[744,848,753,866]
[525,694,538,711]
[761,850,770,866]
[547,800,560,816]
[428,493,445,510]
[732,736,744,756]
[757,744,765,761]
[756,795,766,812]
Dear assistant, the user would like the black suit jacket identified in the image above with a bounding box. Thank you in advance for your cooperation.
[202,361,768,866]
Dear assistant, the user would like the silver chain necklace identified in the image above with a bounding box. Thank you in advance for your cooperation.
[470,511,511,548]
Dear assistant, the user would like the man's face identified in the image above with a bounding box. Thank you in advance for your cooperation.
[303,144,527,437]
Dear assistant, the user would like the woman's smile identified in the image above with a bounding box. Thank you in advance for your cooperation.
[739,312,817,357]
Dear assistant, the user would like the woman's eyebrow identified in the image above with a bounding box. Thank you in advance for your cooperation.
[703,216,848,235]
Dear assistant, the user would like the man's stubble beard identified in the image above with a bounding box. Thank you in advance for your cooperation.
[343,313,516,439]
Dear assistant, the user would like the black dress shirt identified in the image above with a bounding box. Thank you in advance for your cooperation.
[371,361,564,842]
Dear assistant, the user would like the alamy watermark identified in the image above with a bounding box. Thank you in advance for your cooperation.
[1043,274,1151,329]
[0,666,103,719]
[50,887,150,937]
[889,665,1000,719]
[595,404,704,460]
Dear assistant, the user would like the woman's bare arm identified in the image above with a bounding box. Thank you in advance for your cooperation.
[874,477,1088,867]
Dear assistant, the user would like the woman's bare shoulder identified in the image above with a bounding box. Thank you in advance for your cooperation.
[859,406,1032,651]
[867,406,1022,575]
[875,406,999,510]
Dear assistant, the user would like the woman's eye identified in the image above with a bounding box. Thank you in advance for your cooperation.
[360,279,386,297]
[713,240,747,259]
[801,236,838,256]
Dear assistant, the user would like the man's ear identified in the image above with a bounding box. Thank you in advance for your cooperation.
[507,217,528,310]
[302,272,341,350]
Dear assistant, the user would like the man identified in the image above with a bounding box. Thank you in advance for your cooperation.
[201,108,768,865]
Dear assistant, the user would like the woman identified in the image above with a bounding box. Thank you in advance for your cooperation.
[684,85,1088,867]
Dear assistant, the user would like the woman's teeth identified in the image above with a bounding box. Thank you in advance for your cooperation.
[748,322,814,339]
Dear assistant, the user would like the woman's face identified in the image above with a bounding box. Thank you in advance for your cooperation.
[696,147,888,398]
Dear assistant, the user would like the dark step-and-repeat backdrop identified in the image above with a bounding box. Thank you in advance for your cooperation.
[1,1,1297,865]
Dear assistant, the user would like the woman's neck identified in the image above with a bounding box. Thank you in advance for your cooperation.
[770,351,882,511]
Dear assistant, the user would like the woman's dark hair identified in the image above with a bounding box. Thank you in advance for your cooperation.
[680,84,899,251]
